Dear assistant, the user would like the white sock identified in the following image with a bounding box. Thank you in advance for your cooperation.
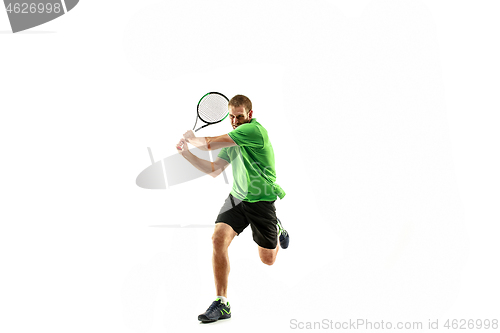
[216,296,228,304]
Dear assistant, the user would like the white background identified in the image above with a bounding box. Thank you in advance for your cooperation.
[1,1,499,332]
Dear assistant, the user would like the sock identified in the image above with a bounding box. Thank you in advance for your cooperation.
[276,218,284,235]
[216,296,228,304]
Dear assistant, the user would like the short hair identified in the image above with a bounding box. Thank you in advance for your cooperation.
[228,95,252,113]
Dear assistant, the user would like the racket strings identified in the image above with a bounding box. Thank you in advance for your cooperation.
[198,94,228,123]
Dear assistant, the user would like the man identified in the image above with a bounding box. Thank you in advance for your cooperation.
[176,94,289,323]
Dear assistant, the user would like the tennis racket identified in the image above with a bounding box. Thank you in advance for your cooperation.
[193,92,229,132]
[192,92,230,184]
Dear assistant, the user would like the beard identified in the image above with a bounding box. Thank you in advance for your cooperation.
[232,118,251,129]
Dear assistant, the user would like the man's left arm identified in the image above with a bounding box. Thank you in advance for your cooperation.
[183,130,236,151]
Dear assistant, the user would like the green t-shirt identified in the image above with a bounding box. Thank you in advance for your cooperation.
[218,118,285,202]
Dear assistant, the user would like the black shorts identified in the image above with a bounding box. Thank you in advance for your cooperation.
[215,194,278,249]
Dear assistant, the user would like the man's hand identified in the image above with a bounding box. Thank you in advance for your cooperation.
[183,130,196,142]
[183,130,208,150]
[180,130,236,151]
[176,138,189,155]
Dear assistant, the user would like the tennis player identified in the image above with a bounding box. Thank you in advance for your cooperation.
[176,94,289,323]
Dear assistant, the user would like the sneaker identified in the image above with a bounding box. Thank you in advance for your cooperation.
[198,298,231,323]
[277,218,289,249]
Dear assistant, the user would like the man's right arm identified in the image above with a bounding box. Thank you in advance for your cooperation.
[183,130,237,151]
[183,153,229,178]
[177,137,230,177]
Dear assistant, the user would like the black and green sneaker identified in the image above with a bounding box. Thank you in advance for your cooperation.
[198,298,231,323]
[277,218,289,249]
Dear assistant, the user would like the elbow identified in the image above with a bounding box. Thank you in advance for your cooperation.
[209,171,220,178]
[208,168,223,178]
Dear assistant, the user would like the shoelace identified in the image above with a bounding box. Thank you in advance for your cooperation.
[206,300,222,313]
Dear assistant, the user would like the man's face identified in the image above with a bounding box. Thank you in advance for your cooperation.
[228,106,252,129]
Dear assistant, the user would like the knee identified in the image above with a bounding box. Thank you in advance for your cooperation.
[212,234,229,252]
[260,255,276,266]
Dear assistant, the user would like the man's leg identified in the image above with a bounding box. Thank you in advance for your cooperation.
[258,244,279,266]
[256,217,290,265]
[212,223,237,297]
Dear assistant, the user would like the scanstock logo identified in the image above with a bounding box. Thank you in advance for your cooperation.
[3,0,79,33]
